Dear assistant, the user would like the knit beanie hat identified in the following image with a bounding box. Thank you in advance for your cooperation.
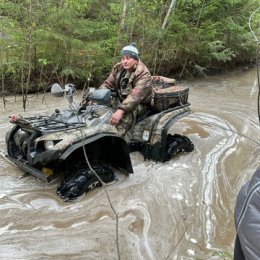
[121,43,139,60]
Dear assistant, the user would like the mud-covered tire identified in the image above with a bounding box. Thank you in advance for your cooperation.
[57,164,115,201]
[179,135,194,152]
[166,134,194,160]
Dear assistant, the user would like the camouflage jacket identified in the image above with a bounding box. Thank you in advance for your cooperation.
[99,60,152,113]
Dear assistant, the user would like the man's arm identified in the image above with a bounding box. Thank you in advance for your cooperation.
[99,63,121,91]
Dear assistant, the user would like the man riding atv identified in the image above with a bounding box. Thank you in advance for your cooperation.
[83,43,178,138]
[4,44,193,201]
[83,43,153,137]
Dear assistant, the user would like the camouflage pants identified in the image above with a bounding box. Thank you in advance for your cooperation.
[116,104,149,137]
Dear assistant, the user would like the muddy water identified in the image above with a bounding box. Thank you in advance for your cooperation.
[0,69,259,260]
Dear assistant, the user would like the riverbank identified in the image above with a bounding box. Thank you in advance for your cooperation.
[0,63,257,97]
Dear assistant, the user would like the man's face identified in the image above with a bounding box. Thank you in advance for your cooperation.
[121,56,138,70]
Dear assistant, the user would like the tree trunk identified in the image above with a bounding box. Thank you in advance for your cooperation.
[153,0,177,75]
[1,67,6,109]
[120,0,127,30]
[23,0,33,110]
[113,0,128,63]
[161,0,177,30]
[129,0,137,42]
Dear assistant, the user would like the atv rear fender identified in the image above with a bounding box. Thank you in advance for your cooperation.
[129,105,193,162]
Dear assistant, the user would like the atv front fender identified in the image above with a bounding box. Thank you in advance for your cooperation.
[59,133,134,174]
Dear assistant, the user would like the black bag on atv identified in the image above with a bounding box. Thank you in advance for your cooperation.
[152,85,189,112]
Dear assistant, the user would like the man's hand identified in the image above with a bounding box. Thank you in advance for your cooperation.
[79,98,87,106]
[110,109,124,125]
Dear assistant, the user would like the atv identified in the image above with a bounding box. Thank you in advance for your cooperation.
[4,79,194,200]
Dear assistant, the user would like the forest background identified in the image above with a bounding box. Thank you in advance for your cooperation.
[0,0,260,102]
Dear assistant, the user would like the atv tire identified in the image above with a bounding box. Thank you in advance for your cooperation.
[57,164,115,201]
[166,134,194,160]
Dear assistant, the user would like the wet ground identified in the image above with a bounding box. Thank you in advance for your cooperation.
[0,68,259,260]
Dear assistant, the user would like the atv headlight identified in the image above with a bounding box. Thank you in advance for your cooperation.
[44,140,54,150]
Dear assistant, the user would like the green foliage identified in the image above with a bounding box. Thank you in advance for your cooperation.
[212,250,233,260]
[0,0,259,93]
[195,248,232,260]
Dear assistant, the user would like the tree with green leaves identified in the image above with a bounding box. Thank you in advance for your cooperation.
[0,0,259,101]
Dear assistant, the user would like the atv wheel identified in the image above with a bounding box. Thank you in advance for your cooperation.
[166,134,194,160]
[57,164,115,201]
